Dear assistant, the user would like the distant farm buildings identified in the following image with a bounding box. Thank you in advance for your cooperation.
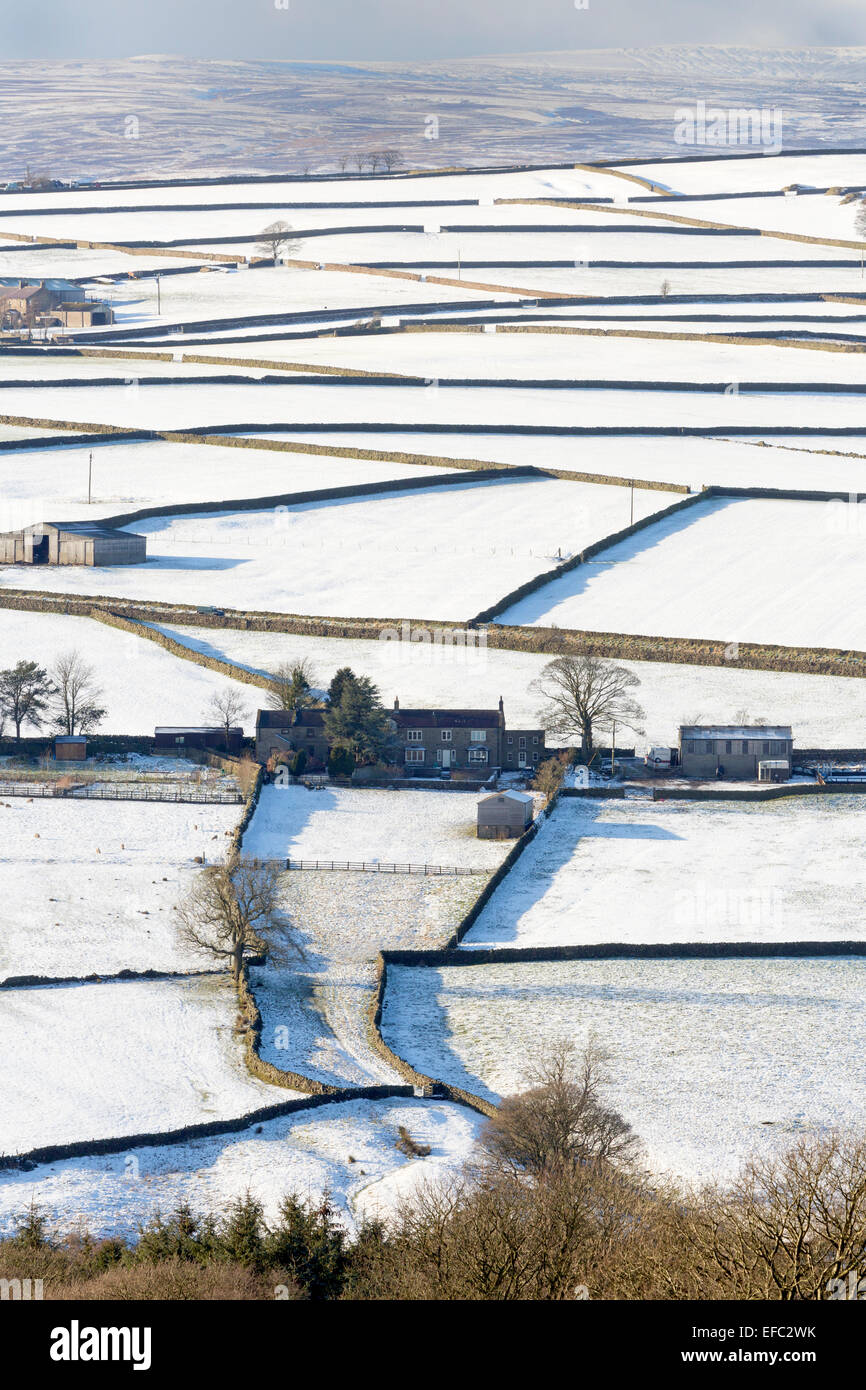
[0,278,114,332]
[0,521,147,567]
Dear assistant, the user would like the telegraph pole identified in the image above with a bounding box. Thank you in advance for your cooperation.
[156,274,161,315]
[88,451,92,505]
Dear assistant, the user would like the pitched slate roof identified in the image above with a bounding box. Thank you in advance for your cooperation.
[392,709,501,729]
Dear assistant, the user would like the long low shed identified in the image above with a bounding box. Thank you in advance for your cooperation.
[0,521,146,566]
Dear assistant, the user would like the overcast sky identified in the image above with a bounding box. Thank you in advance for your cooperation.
[1,0,864,62]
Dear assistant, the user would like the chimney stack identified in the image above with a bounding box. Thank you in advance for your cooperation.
[393,696,400,710]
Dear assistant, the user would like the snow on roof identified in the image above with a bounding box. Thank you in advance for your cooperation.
[44,520,145,540]
[680,725,792,740]
[479,790,533,804]
[393,709,501,728]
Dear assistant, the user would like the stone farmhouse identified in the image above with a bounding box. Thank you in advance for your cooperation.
[255,697,545,774]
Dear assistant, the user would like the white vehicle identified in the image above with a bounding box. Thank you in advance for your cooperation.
[645,746,674,767]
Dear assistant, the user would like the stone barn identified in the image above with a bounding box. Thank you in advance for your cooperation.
[679,725,793,781]
[477,790,534,839]
[155,726,243,754]
[0,521,146,566]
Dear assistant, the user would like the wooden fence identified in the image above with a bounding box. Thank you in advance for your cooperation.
[286,858,483,876]
[0,780,242,804]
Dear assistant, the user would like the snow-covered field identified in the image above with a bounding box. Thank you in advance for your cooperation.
[0,609,258,734]
[0,797,239,981]
[0,477,677,619]
[244,787,498,1085]
[463,794,866,948]
[381,956,866,1184]
[6,376,866,435]
[153,621,866,747]
[0,1096,482,1241]
[0,975,283,1156]
[501,495,866,649]
[217,328,866,386]
[244,784,512,870]
[2,150,865,1227]
[251,870,484,1088]
[0,437,435,525]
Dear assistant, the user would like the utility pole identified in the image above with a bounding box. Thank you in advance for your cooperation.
[87,450,92,505]
[630,482,635,527]
[156,274,161,315]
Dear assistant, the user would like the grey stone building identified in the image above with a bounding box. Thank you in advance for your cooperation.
[678,725,793,780]
[390,697,545,774]
[255,698,545,775]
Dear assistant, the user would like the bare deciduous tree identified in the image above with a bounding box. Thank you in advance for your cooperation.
[479,1037,642,1179]
[530,654,644,761]
[686,1132,866,1301]
[176,859,304,981]
[256,220,301,262]
[267,659,316,717]
[531,754,567,802]
[51,650,105,735]
[205,689,249,748]
[379,149,402,173]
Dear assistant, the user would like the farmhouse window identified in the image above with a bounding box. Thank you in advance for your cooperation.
[175,736,184,744]
[470,730,487,742]
[533,736,538,744]
[468,748,488,762]
[507,735,513,744]
[519,737,526,747]
[441,730,453,741]
[405,749,425,763]
[406,729,423,742]
[770,740,786,755]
